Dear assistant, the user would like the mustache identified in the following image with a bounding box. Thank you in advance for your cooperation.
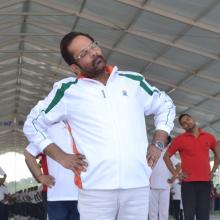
[92,55,105,66]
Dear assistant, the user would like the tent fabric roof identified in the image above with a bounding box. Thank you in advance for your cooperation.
[1,0,220,154]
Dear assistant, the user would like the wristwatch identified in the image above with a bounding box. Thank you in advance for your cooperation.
[151,140,165,151]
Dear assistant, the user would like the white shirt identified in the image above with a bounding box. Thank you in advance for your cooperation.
[23,67,176,190]
[0,166,6,177]
[150,150,179,189]
[216,185,220,195]
[0,185,8,201]
[26,122,78,201]
[171,181,181,200]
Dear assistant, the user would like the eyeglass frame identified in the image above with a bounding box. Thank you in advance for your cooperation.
[74,41,100,61]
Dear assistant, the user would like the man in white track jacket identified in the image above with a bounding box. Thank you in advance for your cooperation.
[23,32,176,220]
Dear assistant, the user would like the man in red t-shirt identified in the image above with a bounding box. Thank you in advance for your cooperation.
[164,113,220,220]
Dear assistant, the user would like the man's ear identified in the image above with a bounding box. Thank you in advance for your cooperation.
[70,64,81,76]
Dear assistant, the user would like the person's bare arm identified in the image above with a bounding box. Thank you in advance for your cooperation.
[210,155,219,179]
[43,143,88,176]
[24,149,55,187]
[163,150,178,176]
[24,149,42,178]
[210,140,220,178]
[168,163,181,183]
[211,141,220,177]
[214,140,220,161]
[164,153,188,181]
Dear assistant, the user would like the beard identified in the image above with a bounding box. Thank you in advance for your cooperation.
[185,122,196,132]
[78,55,107,79]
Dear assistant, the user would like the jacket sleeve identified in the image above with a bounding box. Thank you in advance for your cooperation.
[23,83,67,152]
[25,143,41,157]
[137,75,176,134]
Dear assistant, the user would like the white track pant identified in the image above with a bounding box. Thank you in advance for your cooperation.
[149,188,170,220]
[78,187,149,220]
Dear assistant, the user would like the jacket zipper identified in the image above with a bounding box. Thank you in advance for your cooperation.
[101,89,106,98]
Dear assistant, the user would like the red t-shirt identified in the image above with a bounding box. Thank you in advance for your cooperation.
[168,129,216,182]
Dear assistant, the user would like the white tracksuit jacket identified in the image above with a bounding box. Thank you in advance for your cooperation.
[23,66,176,190]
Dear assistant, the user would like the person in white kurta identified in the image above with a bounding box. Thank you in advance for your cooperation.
[149,137,180,220]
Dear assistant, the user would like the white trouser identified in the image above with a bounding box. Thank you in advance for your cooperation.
[78,187,149,220]
[149,188,170,220]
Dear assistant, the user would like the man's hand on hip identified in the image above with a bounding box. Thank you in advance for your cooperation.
[146,144,161,168]
[60,153,88,176]
[178,171,188,181]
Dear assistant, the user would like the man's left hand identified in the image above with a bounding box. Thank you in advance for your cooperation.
[146,144,161,168]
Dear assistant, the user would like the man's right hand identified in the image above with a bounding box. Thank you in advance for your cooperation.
[44,143,88,176]
[178,171,188,181]
[59,153,88,176]
[38,174,55,188]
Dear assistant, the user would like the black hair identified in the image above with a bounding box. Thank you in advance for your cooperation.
[60,32,94,65]
[178,113,191,125]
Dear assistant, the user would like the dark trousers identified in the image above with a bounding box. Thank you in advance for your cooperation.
[214,197,220,210]
[42,191,47,220]
[0,203,8,220]
[173,200,183,220]
[47,200,79,220]
[181,181,211,220]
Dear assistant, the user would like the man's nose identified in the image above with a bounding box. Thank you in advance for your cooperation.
[88,47,98,57]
